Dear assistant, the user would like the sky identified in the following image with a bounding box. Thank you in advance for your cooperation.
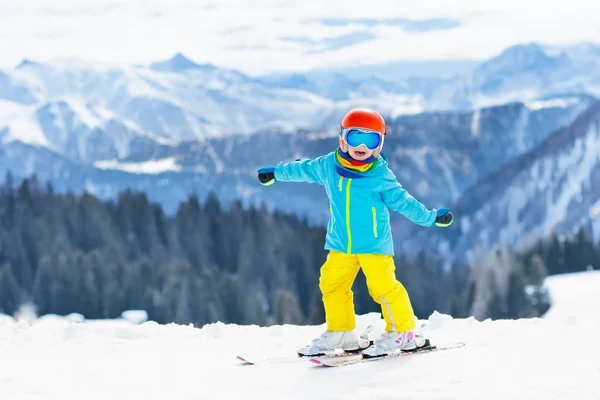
[1,0,599,75]
[0,271,599,399]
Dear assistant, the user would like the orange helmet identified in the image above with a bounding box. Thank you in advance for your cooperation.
[341,108,386,135]
[339,108,386,155]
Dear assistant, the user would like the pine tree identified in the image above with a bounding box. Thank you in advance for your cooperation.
[2,172,555,326]
[0,263,21,315]
[528,254,548,286]
[243,293,267,326]
[309,288,325,325]
[506,261,531,318]
[273,289,304,325]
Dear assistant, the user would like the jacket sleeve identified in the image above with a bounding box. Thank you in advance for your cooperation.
[274,154,330,185]
[380,168,437,227]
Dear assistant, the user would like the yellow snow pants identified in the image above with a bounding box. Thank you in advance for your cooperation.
[319,250,416,332]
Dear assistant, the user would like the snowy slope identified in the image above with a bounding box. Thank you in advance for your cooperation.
[543,270,600,327]
[0,272,599,399]
[397,100,600,264]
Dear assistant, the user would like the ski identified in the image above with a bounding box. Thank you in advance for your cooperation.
[309,341,466,367]
[236,354,307,365]
[236,348,366,365]
[237,326,376,365]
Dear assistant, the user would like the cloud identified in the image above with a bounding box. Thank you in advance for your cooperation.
[281,32,378,53]
[0,0,599,75]
[316,17,461,32]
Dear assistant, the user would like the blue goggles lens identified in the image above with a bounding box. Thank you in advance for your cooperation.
[344,129,382,150]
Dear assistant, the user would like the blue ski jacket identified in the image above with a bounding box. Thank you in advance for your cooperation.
[274,151,438,256]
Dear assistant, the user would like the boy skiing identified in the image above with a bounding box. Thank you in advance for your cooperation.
[256,108,454,358]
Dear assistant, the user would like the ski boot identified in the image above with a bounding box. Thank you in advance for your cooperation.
[361,330,430,358]
[297,330,369,357]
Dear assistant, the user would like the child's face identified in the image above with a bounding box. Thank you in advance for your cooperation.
[339,137,378,160]
[348,145,374,160]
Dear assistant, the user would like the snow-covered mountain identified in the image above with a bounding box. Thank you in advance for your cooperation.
[0,98,164,163]
[1,42,600,258]
[1,271,598,399]
[261,43,600,118]
[428,43,600,111]
[1,96,589,221]
[2,42,600,163]
[3,54,330,146]
[398,101,600,264]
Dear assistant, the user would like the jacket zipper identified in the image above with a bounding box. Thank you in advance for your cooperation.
[372,207,378,238]
[345,178,352,254]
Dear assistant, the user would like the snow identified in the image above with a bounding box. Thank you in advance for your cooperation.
[121,310,149,325]
[591,199,600,217]
[123,68,174,100]
[543,270,600,327]
[0,271,598,399]
[471,89,541,110]
[460,215,471,234]
[470,109,480,137]
[94,157,182,174]
[92,106,177,147]
[513,105,529,153]
[398,146,431,175]
[526,97,582,111]
[544,124,600,232]
[62,97,103,128]
[450,116,600,264]
[204,142,224,174]
[498,186,527,247]
[65,313,85,323]
[0,99,49,146]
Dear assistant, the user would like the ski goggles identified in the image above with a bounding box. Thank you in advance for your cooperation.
[340,128,384,150]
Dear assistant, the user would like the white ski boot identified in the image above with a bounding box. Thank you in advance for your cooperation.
[361,330,430,358]
[297,330,368,357]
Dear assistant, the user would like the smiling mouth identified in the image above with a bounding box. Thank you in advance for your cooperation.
[354,150,367,157]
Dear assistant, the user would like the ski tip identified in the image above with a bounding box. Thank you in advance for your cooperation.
[236,356,254,365]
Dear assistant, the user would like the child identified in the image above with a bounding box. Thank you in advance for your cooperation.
[257,108,454,357]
